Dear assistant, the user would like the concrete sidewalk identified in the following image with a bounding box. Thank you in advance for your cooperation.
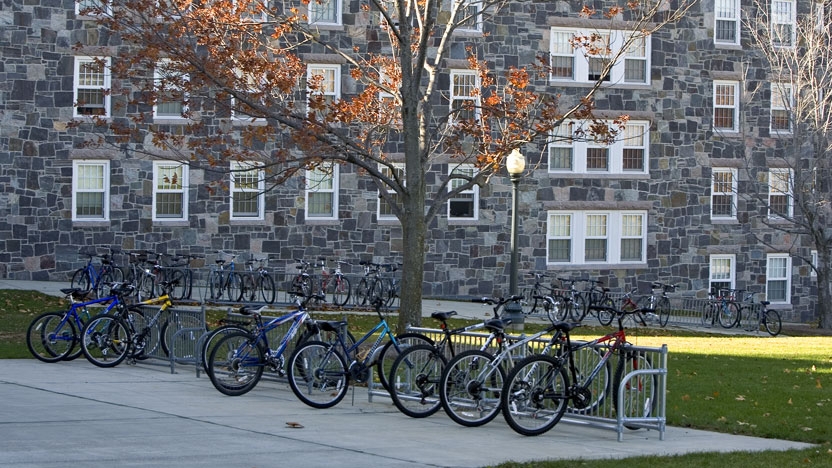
[0,359,813,468]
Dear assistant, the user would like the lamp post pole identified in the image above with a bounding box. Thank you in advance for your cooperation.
[504,149,526,331]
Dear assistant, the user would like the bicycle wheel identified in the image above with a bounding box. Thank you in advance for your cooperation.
[70,269,91,292]
[550,295,570,321]
[238,273,255,302]
[520,287,537,315]
[700,303,715,327]
[167,269,187,300]
[614,349,656,430]
[370,279,386,304]
[108,266,125,283]
[353,278,370,306]
[207,331,265,396]
[81,315,131,368]
[290,275,312,297]
[124,306,154,360]
[571,294,588,321]
[764,309,782,336]
[137,275,155,302]
[569,345,610,414]
[501,354,569,436]
[718,302,741,328]
[657,297,671,327]
[596,297,616,326]
[375,332,433,391]
[288,340,349,409]
[96,272,115,298]
[259,274,276,304]
[208,270,223,301]
[201,324,251,376]
[326,275,351,307]
[226,272,244,302]
[389,344,448,418]
[440,349,505,427]
[26,312,76,362]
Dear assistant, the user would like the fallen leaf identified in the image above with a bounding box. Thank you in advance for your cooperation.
[817,379,823,389]
[735,395,746,401]
[801,427,813,432]
[682,394,690,401]
[717,416,727,422]
[788,398,793,405]
[286,422,304,429]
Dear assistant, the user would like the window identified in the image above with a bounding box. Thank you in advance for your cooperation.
[73,56,111,118]
[766,254,791,303]
[231,68,267,122]
[770,83,793,133]
[76,0,111,16]
[152,162,188,221]
[72,160,109,221]
[546,211,647,265]
[714,0,740,45]
[549,28,650,85]
[308,0,341,25]
[230,162,264,220]
[711,167,737,219]
[768,168,793,219]
[811,250,818,278]
[378,163,404,221]
[709,254,735,295]
[713,81,739,132]
[305,163,339,220]
[547,120,649,174]
[154,59,189,119]
[771,0,796,47]
[307,64,340,114]
[458,1,482,32]
[450,69,480,123]
[448,164,479,221]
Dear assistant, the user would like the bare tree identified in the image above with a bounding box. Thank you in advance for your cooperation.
[76,0,693,330]
[742,0,832,328]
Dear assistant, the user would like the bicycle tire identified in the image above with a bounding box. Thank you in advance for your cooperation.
[613,349,656,430]
[370,279,386,304]
[259,274,276,304]
[226,272,244,302]
[26,312,76,363]
[290,275,312,298]
[764,309,782,336]
[326,275,351,307]
[137,274,155,302]
[375,332,433,392]
[96,272,115,298]
[520,287,537,315]
[657,297,671,327]
[571,293,588,321]
[124,306,154,360]
[551,295,570,321]
[81,315,131,368]
[167,269,187,300]
[70,269,91,293]
[159,311,204,358]
[440,349,505,427]
[569,345,611,414]
[208,270,223,301]
[108,266,125,283]
[596,297,616,326]
[238,273,256,302]
[353,278,370,306]
[501,354,569,436]
[288,340,349,409]
[718,302,741,329]
[389,344,448,418]
[700,303,715,327]
[207,331,265,396]
[200,324,251,376]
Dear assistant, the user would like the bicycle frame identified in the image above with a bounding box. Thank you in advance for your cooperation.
[53,291,126,346]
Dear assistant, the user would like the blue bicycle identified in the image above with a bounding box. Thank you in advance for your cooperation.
[69,250,124,298]
[287,297,432,409]
[26,283,132,363]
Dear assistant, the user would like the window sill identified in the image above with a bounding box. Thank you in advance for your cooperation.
[72,220,110,227]
[545,262,647,270]
[711,218,739,225]
[448,218,480,225]
[305,218,340,225]
[548,172,650,179]
[230,218,265,225]
[152,220,189,226]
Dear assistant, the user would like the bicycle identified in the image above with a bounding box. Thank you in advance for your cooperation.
[553,277,588,322]
[387,295,518,418]
[701,288,741,329]
[353,260,386,307]
[240,256,276,304]
[637,282,676,328]
[286,297,432,408]
[164,252,201,300]
[739,293,782,336]
[583,279,617,326]
[206,250,243,302]
[520,272,557,315]
[316,258,351,307]
[500,307,657,436]
[26,284,130,363]
[69,250,122,298]
[288,258,314,298]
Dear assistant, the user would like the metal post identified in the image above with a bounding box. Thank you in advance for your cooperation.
[503,171,524,331]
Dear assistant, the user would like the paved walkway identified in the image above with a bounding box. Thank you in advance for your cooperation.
[0,280,815,467]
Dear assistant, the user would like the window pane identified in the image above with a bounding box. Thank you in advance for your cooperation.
[551,56,574,79]
[449,197,474,218]
[77,165,104,190]
[586,148,608,170]
[713,108,735,129]
[711,258,732,280]
[548,239,571,262]
[767,280,787,302]
[549,147,573,170]
[232,193,260,217]
[624,58,646,82]
[712,194,734,216]
[586,214,607,237]
[76,192,104,217]
[308,192,333,216]
[585,239,607,261]
[620,238,642,261]
[156,193,183,217]
[309,0,338,23]
[157,166,183,190]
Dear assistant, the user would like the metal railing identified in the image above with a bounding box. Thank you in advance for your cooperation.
[133,304,206,374]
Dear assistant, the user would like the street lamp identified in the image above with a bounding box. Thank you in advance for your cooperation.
[504,148,526,330]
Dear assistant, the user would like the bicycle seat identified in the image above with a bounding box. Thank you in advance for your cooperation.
[484,318,510,332]
[238,306,261,316]
[61,288,89,299]
[431,311,457,321]
[552,322,581,333]
[317,320,348,333]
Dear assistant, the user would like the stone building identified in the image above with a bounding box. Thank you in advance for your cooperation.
[0,0,821,322]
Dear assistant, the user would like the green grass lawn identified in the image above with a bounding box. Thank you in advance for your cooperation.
[3,289,831,467]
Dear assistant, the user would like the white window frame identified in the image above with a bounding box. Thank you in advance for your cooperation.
[709,254,736,295]
[549,27,651,85]
[378,163,404,221]
[771,0,796,48]
[713,80,739,132]
[230,162,265,220]
[457,0,482,32]
[711,167,737,220]
[811,250,818,278]
[305,163,339,221]
[73,56,111,118]
[72,160,110,221]
[547,120,649,175]
[449,69,480,123]
[546,210,647,265]
[308,0,342,26]
[448,164,479,221]
[766,253,792,304]
[714,0,740,46]
[307,64,341,113]
[152,161,189,221]
[76,0,111,16]
[768,168,793,219]
[153,59,189,120]
[770,83,793,133]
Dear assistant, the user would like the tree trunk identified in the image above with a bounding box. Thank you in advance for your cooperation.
[397,210,426,333]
